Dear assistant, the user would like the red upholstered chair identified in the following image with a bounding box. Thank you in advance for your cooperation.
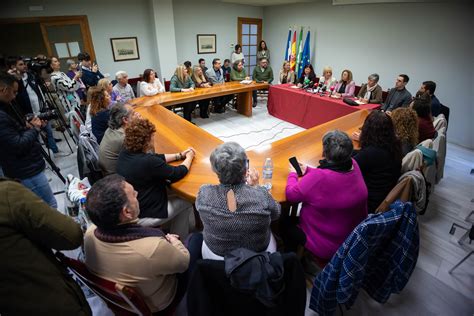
[382,90,388,102]
[164,80,171,92]
[354,85,361,97]
[56,253,155,316]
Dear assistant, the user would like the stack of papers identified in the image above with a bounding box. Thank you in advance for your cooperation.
[240,80,253,84]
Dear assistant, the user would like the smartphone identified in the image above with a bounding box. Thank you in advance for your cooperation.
[289,156,303,177]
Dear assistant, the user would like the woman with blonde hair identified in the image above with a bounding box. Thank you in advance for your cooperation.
[391,107,419,156]
[278,60,295,84]
[333,69,356,98]
[318,66,336,90]
[97,78,118,106]
[170,65,196,122]
[191,65,211,118]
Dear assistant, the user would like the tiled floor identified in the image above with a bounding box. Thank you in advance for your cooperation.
[46,97,474,315]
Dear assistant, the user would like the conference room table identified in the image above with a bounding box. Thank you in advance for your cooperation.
[267,84,381,129]
[130,81,269,117]
[134,102,370,203]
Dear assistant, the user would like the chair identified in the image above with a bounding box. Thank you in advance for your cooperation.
[439,103,450,128]
[448,211,474,274]
[136,81,142,97]
[433,127,447,183]
[164,80,171,92]
[56,253,153,316]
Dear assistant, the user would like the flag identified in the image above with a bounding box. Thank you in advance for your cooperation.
[289,30,297,71]
[284,28,292,61]
[299,30,311,78]
[295,27,304,77]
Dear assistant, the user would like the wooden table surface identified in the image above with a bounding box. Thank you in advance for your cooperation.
[134,102,368,203]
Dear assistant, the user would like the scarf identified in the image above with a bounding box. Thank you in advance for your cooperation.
[363,83,378,100]
[94,223,165,243]
[318,158,353,172]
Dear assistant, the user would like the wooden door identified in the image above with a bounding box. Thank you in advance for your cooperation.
[237,17,262,77]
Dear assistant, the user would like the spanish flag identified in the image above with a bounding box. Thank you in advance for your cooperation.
[289,30,297,71]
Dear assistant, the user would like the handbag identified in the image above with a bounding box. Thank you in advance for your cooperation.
[415,144,437,166]
[343,98,359,106]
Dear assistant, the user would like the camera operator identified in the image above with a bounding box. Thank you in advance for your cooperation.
[6,56,61,155]
[0,72,58,208]
[78,52,104,88]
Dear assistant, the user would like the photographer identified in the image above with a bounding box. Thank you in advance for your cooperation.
[0,72,57,208]
[78,52,104,88]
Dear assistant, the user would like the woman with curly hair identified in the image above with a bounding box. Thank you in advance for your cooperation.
[88,87,111,143]
[116,118,195,238]
[391,107,419,156]
[352,111,402,213]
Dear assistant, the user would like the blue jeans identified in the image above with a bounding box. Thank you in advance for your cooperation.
[21,171,58,209]
[43,122,59,153]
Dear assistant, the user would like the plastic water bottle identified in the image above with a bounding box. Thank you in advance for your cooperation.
[262,158,273,190]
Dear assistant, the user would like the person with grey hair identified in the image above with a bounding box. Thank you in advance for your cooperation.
[195,142,281,259]
[285,130,368,262]
[357,73,383,104]
[98,103,137,175]
[112,70,135,102]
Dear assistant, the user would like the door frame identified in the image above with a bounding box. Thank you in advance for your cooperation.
[237,17,262,74]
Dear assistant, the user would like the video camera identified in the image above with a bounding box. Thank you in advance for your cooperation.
[23,57,52,76]
[25,109,59,122]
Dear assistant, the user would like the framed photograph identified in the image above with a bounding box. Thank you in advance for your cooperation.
[110,37,140,62]
[197,34,216,54]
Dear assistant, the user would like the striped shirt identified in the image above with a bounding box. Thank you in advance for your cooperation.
[50,71,81,113]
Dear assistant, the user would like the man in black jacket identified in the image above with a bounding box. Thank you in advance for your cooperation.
[0,72,57,208]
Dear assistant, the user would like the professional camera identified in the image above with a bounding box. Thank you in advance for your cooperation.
[25,109,59,122]
[23,57,52,75]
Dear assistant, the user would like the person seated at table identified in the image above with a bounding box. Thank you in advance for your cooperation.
[170,65,196,122]
[113,70,135,103]
[296,64,317,88]
[318,66,336,90]
[278,60,295,84]
[140,68,165,96]
[231,44,245,65]
[352,111,402,213]
[116,118,195,238]
[98,78,118,107]
[418,80,441,117]
[252,57,274,107]
[89,87,111,144]
[391,107,419,156]
[184,61,193,78]
[191,65,212,119]
[84,174,191,314]
[222,59,232,80]
[411,92,436,142]
[230,60,249,82]
[285,130,368,261]
[198,58,208,73]
[381,74,412,113]
[333,69,356,98]
[196,142,281,259]
[357,73,383,104]
[206,58,232,113]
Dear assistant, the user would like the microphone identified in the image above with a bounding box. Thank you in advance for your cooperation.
[319,86,327,97]
[315,82,323,93]
[329,85,336,97]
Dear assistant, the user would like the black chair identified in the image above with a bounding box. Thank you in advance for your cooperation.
[439,103,450,128]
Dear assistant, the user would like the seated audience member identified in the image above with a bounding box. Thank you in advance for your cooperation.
[99,103,135,175]
[297,64,317,87]
[113,71,135,103]
[50,56,82,114]
[231,44,245,65]
[418,80,441,117]
[412,92,436,142]
[391,107,419,156]
[170,65,196,122]
[196,142,281,259]
[333,69,356,98]
[318,66,337,89]
[357,73,383,104]
[84,175,190,313]
[381,74,412,112]
[89,87,111,144]
[140,68,165,96]
[198,58,208,73]
[116,118,195,237]
[0,178,91,315]
[257,40,271,64]
[285,130,368,261]
[230,60,249,82]
[98,78,118,107]
[78,52,104,88]
[66,58,86,103]
[353,111,402,213]
[191,65,211,119]
[206,58,232,113]
[184,61,193,78]
[252,57,274,107]
[222,59,232,79]
[278,60,295,84]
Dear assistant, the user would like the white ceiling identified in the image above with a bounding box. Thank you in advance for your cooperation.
[218,0,450,6]
[219,0,319,7]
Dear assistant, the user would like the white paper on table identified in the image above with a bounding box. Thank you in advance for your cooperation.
[289,85,300,89]
[355,100,365,105]
[240,80,253,84]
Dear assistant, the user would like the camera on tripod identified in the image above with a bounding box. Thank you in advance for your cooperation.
[25,109,59,122]
[23,57,53,76]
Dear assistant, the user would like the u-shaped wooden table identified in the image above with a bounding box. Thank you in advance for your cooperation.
[131,82,369,203]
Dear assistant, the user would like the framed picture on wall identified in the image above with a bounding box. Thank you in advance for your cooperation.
[197,34,216,54]
[110,37,140,62]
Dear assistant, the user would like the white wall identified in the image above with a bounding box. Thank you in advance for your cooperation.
[2,0,159,79]
[263,1,474,149]
[173,0,263,69]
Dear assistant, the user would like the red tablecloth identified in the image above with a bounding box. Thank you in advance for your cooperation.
[267,84,381,129]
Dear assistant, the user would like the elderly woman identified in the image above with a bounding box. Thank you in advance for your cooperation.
[196,142,281,259]
[229,60,249,82]
[140,69,165,96]
[333,69,356,98]
[285,130,368,262]
[318,66,337,90]
[170,65,196,122]
[116,118,195,238]
[357,73,383,104]
[112,71,135,102]
[391,107,419,156]
[88,87,111,143]
[278,60,295,84]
